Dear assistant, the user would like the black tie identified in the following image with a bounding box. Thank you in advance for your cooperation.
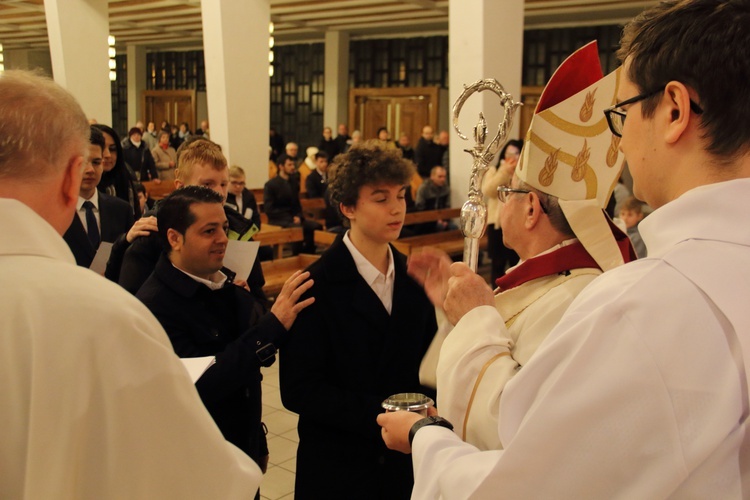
[83,201,100,248]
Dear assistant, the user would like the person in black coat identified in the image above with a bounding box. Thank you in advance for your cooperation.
[117,139,268,304]
[414,125,443,178]
[122,127,159,182]
[226,165,262,231]
[94,124,142,218]
[280,145,437,500]
[264,154,321,254]
[304,151,329,199]
[136,186,314,492]
[63,127,134,267]
[317,126,340,160]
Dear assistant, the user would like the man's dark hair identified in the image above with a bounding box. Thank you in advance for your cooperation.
[157,186,224,252]
[618,0,750,159]
[89,126,106,152]
[276,153,293,168]
[328,141,414,225]
[314,151,329,161]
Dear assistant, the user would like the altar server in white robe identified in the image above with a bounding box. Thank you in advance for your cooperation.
[0,70,262,499]
[378,1,750,497]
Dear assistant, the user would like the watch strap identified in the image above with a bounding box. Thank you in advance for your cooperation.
[408,415,454,447]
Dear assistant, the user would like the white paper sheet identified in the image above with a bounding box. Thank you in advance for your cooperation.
[224,240,260,280]
[181,356,216,383]
[89,241,113,275]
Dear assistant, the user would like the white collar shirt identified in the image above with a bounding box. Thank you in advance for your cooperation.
[343,230,396,314]
[172,263,228,291]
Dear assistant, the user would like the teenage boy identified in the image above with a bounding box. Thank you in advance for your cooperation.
[619,196,647,257]
[63,126,134,267]
[280,144,437,499]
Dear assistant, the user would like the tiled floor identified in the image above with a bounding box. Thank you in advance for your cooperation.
[257,253,493,499]
[259,363,298,500]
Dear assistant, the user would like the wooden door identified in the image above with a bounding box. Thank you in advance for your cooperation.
[349,87,439,145]
[143,90,197,130]
[519,86,544,142]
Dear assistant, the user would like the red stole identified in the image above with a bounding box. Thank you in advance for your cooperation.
[495,223,635,292]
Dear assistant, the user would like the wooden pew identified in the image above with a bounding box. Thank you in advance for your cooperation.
[141,180,176,200]
[255,225,303,259]
[403,207,461,225]
[392,229,488,258]
[261,254,319,298]
[314,229,338,248]
[301,197,327,227]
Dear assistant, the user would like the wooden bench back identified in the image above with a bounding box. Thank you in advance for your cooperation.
[255,225,304,259]
[261,254,320,297]
[142,180,176,200]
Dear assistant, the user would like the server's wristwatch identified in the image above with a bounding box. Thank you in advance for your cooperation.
[408,416,454,446]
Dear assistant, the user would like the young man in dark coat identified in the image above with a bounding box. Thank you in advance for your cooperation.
[116,139,268,303]
[264,153,321,254]
[136,186,314,492]
[280,144,437,499]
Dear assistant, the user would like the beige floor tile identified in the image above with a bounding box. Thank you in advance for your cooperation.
[263,403,280,417]
[264,409,298,435]
[262,368,280,388]
[260,464,295,500]
[278,493,295,499]
[278,457,297,473]
[264,388,286,411]
[261,364,279,375]
[279,426,299,443]
[267,435,299,466]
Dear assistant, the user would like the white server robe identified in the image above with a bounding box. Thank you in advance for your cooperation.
[411,179,750,499]
[0,199,262,499]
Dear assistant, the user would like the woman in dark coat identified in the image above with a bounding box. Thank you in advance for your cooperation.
[94,124,142,219]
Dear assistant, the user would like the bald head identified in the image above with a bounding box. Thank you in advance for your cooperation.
[0,70,88,181]
[421,126,434,141]
[0,70,90,233]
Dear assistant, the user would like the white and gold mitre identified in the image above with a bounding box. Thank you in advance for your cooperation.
[517,40,624,206]
[517,41,628,271]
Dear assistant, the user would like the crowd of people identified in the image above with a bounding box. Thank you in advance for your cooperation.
[2,1,748,498]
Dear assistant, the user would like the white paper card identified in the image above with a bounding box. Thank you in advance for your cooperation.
[181,356,216,383]
[224,240,260,280]
[89,241,113,275]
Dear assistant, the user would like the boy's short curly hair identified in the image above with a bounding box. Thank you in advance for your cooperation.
[328,141,415,220]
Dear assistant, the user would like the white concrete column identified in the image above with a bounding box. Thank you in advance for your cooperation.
[127,44,147,127]
[323,30,350,132]
[201,0,270,189]
[448,0,524,208]
[44,0,111,124]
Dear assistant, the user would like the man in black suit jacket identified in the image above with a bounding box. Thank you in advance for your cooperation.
[136,186,314,483]
[304,151,329,199]
[264,154,321,254]
[414,125,443,179]
[63,127,134,268]
[280,145,436,499]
